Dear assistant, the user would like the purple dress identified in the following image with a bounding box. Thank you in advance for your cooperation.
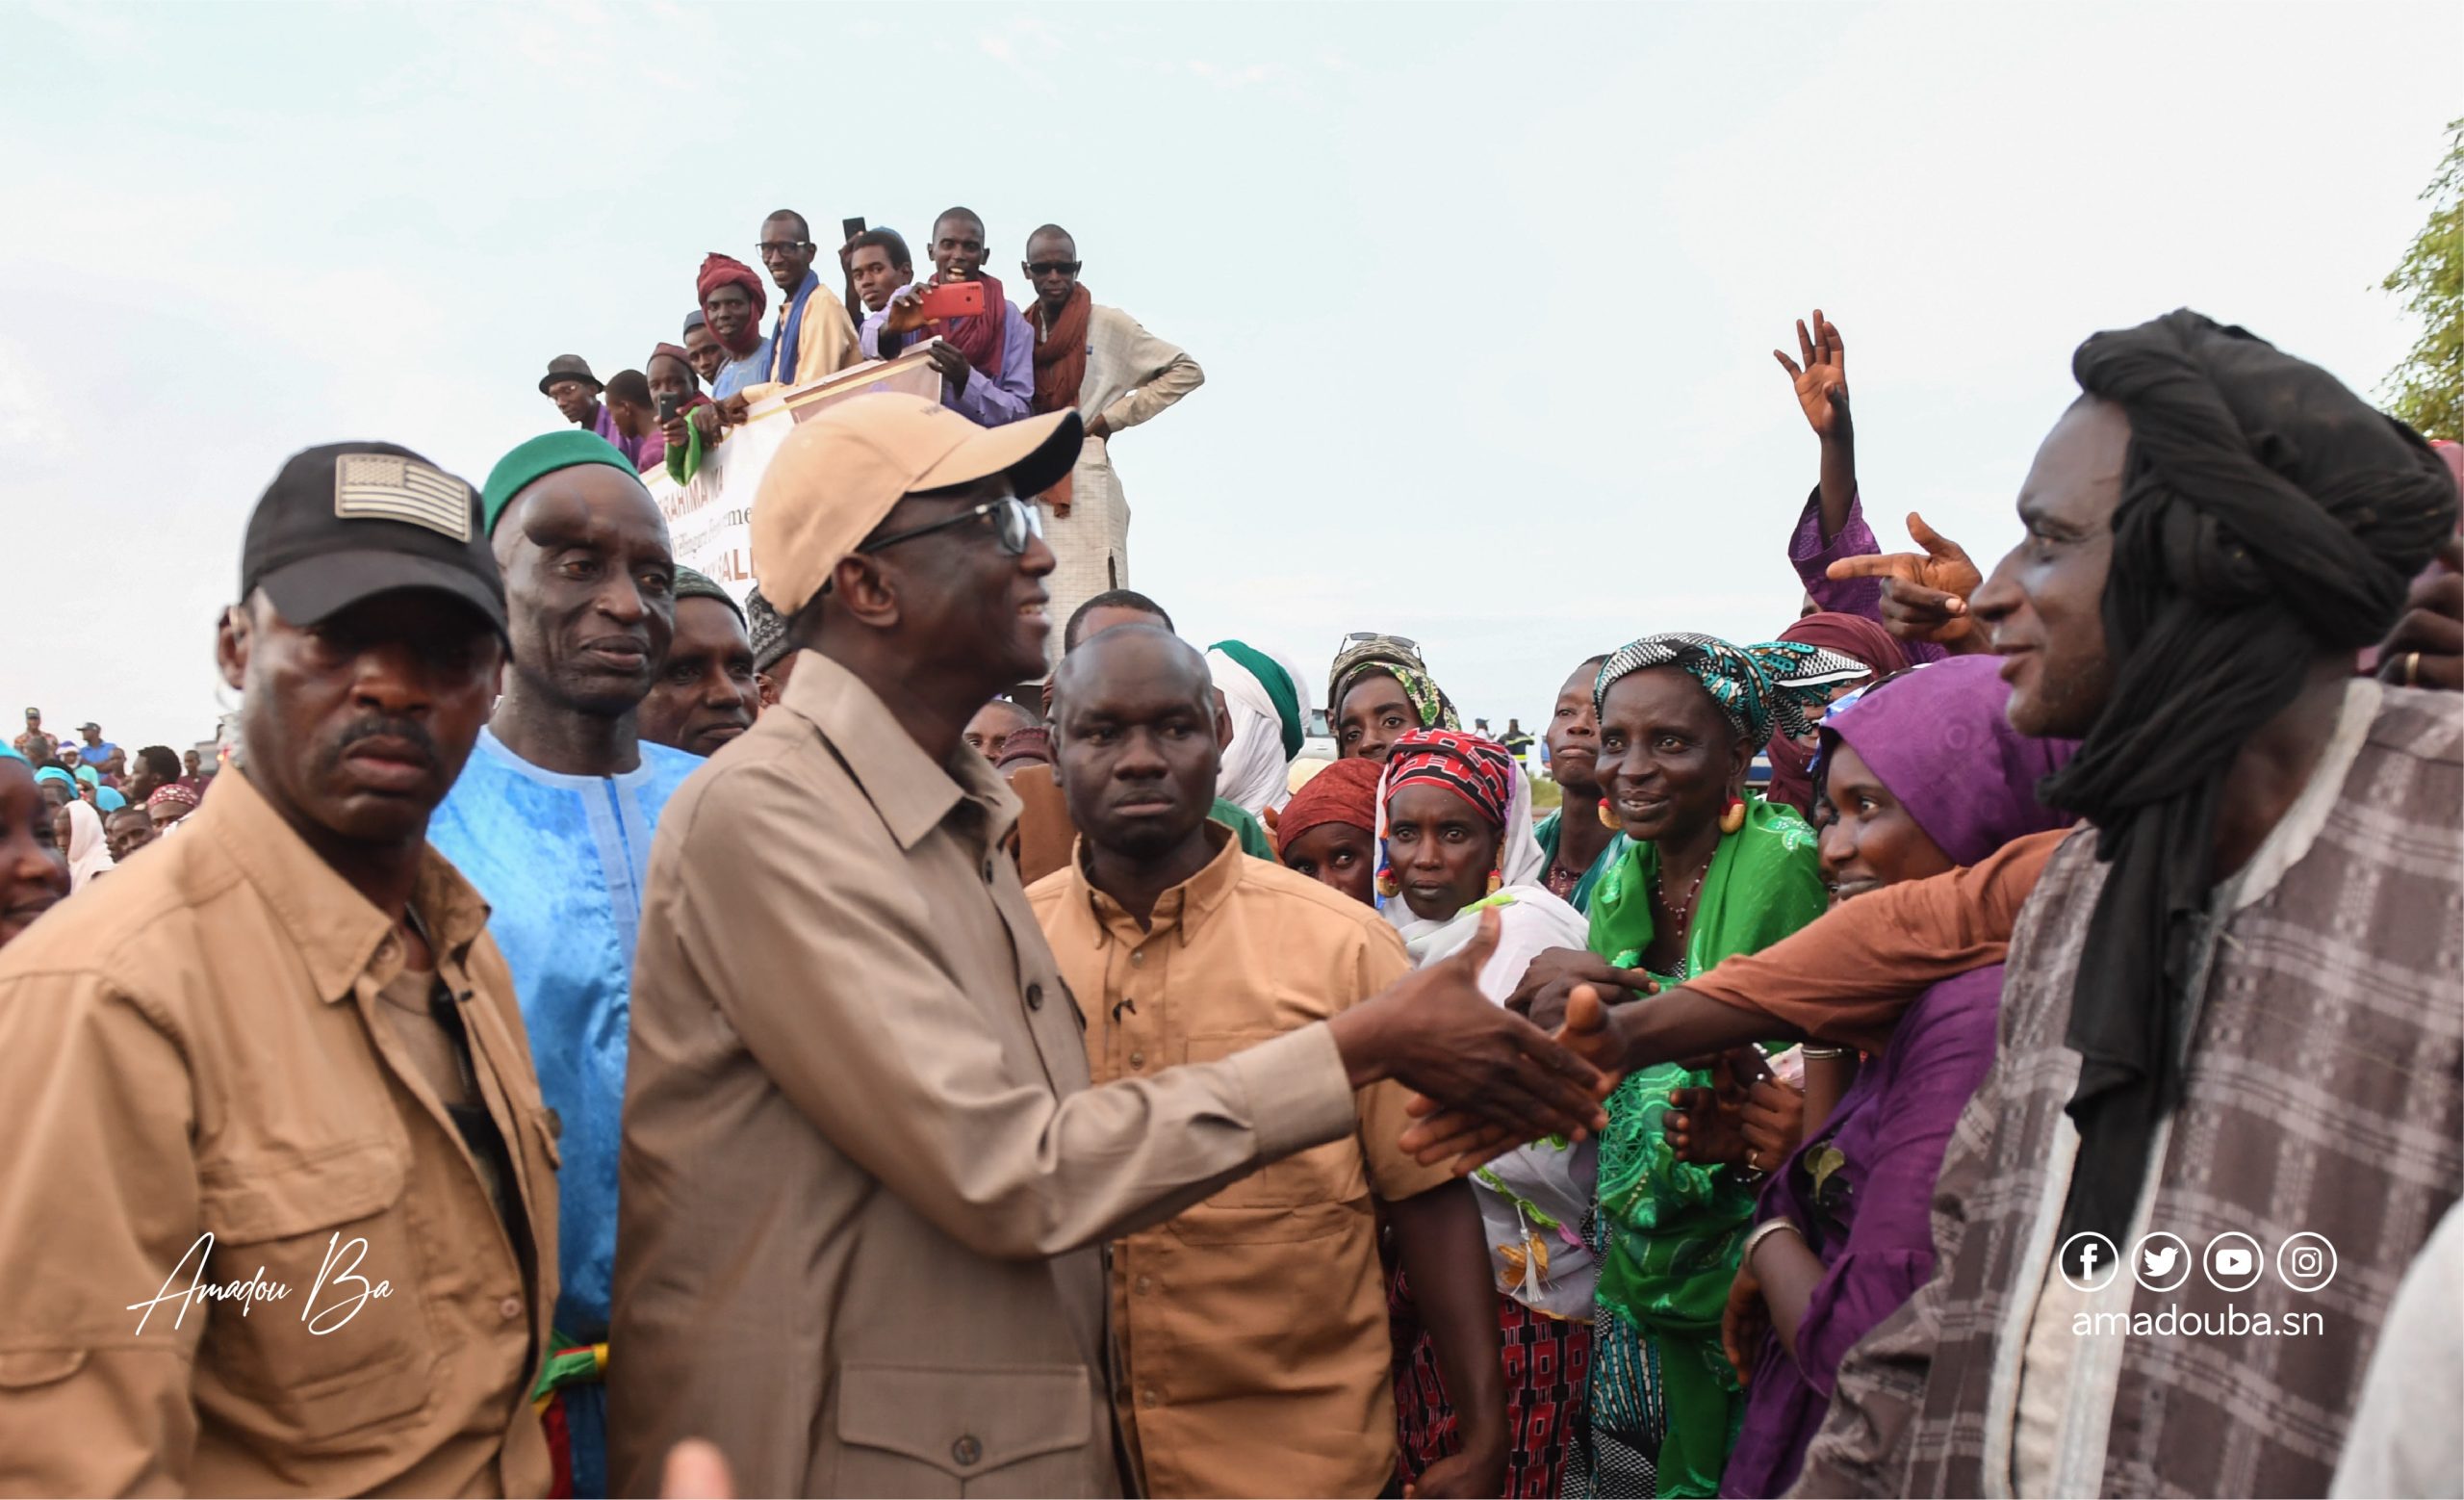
[1717,656,2075,1496]
[1717,967,2000,1497]
[1786,487,1947,666]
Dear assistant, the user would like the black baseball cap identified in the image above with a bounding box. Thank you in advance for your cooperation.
[240,442,508,639]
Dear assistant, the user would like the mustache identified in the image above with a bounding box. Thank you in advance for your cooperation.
[325,715,440,769]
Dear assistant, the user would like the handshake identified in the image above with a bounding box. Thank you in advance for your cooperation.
[1318,911,1639,1172]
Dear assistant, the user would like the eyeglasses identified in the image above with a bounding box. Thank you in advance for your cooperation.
[756,240,812,258]
[1023,260,1083,276]
[858,495,1042,557]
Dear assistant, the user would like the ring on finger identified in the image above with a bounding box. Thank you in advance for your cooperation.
[2403,651,2422,687]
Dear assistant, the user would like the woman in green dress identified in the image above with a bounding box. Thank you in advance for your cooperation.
[1564,633,1862,1499]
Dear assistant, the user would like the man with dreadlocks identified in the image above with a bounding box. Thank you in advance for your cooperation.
[1450,311,2461,1497]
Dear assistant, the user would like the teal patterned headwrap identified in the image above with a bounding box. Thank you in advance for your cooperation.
[1593,631,1867,745]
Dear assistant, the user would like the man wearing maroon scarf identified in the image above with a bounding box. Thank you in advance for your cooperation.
[1018,222,1204,669]
[859,206,1033,427]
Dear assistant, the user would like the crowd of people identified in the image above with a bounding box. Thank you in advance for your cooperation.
[531,203,1203,676]
[0,291,2457,1500]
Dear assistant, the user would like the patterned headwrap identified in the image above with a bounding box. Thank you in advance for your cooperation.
[1326,634,1462,733]
[1380,728,1516,829]
[745,586,791,674]
[147,783,200,812]
[1593,631,1868,746]
[1276,756,1382,849]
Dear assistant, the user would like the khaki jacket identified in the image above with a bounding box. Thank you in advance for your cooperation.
[607,651,1362,1498]
[0,767,560,1496]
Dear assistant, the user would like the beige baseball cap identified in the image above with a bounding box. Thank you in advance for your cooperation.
[751,394,1083,616]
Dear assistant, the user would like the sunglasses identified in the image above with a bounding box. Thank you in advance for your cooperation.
[1339,632,1421,651]
[1023,260,1083,276]
[858,495,1042,557]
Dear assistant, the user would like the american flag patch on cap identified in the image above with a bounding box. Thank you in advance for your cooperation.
[334,454,473,541]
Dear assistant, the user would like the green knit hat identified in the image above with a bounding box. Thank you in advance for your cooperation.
[481,430,642,534]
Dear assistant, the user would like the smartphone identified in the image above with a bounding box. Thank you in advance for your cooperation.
[840,216,866,244]
[916,281,986,320]
[656,392,683,422]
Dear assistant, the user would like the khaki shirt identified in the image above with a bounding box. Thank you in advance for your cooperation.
[0,767,560,1497]
[1027,834,1450,1498]
[607,650,1364,1499]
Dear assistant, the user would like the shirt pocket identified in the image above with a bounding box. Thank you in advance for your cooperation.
[828,1362,1092,1497]
[1168,1031,1367,1243]
[193,1138,437,1444]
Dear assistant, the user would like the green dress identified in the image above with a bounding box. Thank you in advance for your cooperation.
[1570,797,1828,1498]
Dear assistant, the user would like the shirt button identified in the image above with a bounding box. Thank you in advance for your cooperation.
[952,1435,983,1467]
[1141,1385,1161,1409]
[498,1296,523,1321]
[1130,949,1144,967]
[1025,982,1044,1011]
[1134,1276,1152,1295]
[1129,1050,1145,1070]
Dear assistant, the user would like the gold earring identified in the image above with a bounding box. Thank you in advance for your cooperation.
[1597,802,1620,831]
[1719,796,1746,836]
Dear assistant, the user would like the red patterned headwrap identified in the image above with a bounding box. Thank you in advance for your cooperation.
[1276,757,1381,849]
[147,783,199,812]
[695,254,768,356]
[1381,728,1515,829]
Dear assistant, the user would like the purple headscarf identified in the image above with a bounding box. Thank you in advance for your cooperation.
[1817,655,2078,866]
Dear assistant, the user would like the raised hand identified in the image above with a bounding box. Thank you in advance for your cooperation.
[1826,511,1986,645]
[1773,310,1850,443]
[2375,533,2462,692]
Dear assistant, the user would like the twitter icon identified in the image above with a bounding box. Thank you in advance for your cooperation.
[2134,1232,2192,1292]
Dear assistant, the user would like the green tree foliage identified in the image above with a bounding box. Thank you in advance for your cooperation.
[2381,117,2464,441]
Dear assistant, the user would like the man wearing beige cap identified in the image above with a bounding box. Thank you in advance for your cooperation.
[607,393,1612,1497]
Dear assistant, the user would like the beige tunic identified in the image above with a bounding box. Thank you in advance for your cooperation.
[606,649,1359,1498]
[1034,302,1204,666]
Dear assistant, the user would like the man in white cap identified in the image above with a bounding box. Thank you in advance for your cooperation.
[606,393,1613,1497]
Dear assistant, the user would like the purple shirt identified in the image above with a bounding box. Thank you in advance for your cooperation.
[1787,487,1948,665]
[1719,966,2002,1498]
[859,288,1035,427]
[590,403,662,474]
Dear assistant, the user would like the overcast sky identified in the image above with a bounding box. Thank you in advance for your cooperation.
[9,0,2456,754]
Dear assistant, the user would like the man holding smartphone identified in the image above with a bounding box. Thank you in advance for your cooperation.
[859,206,1035,428]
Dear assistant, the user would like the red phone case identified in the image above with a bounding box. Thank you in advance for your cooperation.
[917,281,986,320]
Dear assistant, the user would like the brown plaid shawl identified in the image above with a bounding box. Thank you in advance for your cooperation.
[1795,683,2461,1498]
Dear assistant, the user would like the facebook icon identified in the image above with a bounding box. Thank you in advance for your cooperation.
[2060,1230,2121,1292]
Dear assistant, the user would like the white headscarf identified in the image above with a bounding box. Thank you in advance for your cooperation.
[61,799,116,892]
[1206,645,1298,816]
[1373,752,1584,984]
[1371,739,1595,1317]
